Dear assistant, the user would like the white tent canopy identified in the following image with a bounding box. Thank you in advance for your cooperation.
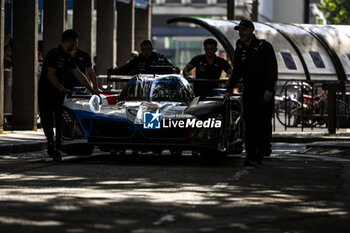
[168,17,350,82]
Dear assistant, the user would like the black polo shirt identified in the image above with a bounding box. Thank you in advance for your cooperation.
[64,49,92,89]
[4,57,12,69]
[189,54,231,79]
[113,52,174,75]
[38,45,76,102]
[189,54,231,96]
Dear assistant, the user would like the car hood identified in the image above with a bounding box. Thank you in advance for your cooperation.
[111,101,192,123]
[64,97,192,124]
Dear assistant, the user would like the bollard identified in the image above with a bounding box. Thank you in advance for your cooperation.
[4,69,12,120]
[322,82,345,134]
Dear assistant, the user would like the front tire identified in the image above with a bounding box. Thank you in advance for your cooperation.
[199,149,227,159]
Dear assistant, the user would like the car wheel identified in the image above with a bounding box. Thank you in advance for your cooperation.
[132,150,139,156]
[231,141,243,154]
[170,150,182,157]
[99,146,110,152]
[110,149,117,156]
[192,151,200,158]
[199,149,227,159]
[152,150,163,156]
[119,149,126,156]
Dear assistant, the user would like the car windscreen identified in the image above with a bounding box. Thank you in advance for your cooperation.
[118,77,189,102]
[118,79,152,101]
[150,79,185,102]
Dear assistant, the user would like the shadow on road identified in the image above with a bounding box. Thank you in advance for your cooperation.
[0,150,349,233]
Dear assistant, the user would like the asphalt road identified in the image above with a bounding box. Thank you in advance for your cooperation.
[0,143,350,233]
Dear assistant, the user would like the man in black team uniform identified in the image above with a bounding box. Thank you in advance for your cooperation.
[64,39,100,92]
[183,38,232,97]
[225,20,278,166]
[108,40,178,75]
[38,29,93,161]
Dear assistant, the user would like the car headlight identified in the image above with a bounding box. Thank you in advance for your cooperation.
[89,95,101,113]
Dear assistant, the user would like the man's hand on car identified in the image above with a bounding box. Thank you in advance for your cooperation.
[95,88,103,93]
[172,67,180,74]
[62,89,72,95]
[92,89,102,97]
[107,66,116,75]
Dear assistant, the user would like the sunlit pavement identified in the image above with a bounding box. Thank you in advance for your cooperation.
[0,130,46,154]
[0,143,350,233]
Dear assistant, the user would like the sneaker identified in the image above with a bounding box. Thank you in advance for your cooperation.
[47,140,55,157]
[261,148,272,157]
[261,152,271,157]
[53,150,62,162]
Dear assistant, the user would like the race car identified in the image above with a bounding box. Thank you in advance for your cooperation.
[60,73,243,157]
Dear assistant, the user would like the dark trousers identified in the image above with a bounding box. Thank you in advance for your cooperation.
[243,93,274,160]
[39,95,63,149]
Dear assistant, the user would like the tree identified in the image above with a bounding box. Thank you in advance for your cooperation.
[317,0,350,24]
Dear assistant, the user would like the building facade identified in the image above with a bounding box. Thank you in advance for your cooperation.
[151,0,324,68]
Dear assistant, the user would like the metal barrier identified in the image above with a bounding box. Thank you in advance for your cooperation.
[274,80,349,133]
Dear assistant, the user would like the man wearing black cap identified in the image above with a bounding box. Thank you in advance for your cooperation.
[38,29,93,161]
[225,19,278,166]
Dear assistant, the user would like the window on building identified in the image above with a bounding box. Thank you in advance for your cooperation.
[154,0,166,4]
[309,51,325,68]
[192,0,207,3]
[280,52,297,70]
[166,0,181,3]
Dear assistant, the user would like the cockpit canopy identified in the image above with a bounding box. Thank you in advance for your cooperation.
[118,75,195,103]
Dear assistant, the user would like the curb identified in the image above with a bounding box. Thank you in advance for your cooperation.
[0,142,47,155]
[0,135,349,154]
[272,134,350,143]
[306,141,350,149]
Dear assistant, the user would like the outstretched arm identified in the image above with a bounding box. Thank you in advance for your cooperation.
[87,67,101,92]
[223,64,233,87]
[183,63,194,78]
[263,42,278,93]
[112,59,137,75]
[225,50,242,96]
[71,68,94,93]
[262,42,278,101]
[162,56,180,74]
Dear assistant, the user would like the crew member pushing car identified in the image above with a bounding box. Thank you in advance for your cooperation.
[64,39,100,92]
[38,29,93,161]
[183,38,232,97]
[225,20,278,166]
[108,40,179,75]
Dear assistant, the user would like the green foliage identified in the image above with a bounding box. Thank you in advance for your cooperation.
[317,0,350,24]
